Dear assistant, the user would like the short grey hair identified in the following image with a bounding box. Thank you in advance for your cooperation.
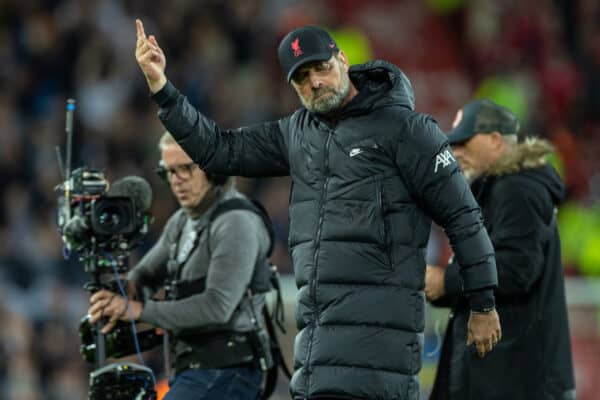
[157,130,236,189]
[158,131,177,152]
[503,134,519,147]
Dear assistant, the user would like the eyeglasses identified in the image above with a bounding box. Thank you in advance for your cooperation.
[155,162,197,182]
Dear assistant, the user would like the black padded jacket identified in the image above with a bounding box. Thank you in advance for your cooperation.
[152,60,498,400]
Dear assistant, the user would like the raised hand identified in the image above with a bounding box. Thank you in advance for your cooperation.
[135,19,167,93]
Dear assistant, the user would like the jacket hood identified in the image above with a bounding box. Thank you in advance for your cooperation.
[348,60,415,111]
[488,137,565,205]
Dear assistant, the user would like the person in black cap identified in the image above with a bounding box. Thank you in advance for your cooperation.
[135,19,502,400]
[427,99,576,400]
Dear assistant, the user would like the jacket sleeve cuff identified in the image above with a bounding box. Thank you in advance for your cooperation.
[466,288,496,312]
[139,299,157,325]
[444,261,463,297]
[151,80,178,108]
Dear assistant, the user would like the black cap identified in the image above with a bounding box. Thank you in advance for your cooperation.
[447,99,521,145]
[278,26,339,83]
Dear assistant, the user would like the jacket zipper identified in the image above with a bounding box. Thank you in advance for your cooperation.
[378,179,392,268]
[305,130,333,380]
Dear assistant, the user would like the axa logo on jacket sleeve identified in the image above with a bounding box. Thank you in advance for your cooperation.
[434,149,456,173]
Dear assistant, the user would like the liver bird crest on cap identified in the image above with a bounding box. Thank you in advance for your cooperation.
[291,38,303,57]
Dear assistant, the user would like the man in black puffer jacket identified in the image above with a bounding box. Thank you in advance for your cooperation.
[427,99,575,400]
[135,21,502,400]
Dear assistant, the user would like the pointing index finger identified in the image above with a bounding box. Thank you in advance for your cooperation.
[136,19,146,40]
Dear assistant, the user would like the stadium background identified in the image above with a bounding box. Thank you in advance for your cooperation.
[0,0,599,398]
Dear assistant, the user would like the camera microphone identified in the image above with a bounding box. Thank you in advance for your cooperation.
[65,99,76,183]
[107,176,153,213]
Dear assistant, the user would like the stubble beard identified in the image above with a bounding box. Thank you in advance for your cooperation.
[301,64,351,114]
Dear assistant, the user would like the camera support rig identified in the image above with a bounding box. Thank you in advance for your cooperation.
[55,99,157,400]
[81,251,129,369]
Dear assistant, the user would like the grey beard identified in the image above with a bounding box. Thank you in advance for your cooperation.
[462,169,481,184]
[301,72,351,114]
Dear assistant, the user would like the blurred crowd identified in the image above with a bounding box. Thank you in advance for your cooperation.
[0,0,598,398]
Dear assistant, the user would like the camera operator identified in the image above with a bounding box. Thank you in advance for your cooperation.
[88,131,271,400]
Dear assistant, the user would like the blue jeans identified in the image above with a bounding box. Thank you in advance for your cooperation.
[164,366,263,400]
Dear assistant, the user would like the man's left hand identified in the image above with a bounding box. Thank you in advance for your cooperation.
[467,309,502,357]
[88,290,143,334]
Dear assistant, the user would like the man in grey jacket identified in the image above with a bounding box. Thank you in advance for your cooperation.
[88,132,271,399]
[134,20,502,399]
